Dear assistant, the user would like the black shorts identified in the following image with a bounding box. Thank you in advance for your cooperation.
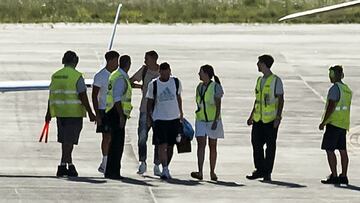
[57,118,83,145]
[321,124,347,151]
[153,119,181,146]
[96,110,111,133]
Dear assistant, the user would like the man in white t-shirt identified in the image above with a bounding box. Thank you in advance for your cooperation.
[146,62,183,179]
[130,50,161,176]
[92,51,119,173]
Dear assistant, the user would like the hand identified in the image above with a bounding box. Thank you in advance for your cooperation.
[319,122,325,131]
[273,118,281,128]
[247,117,253,126]
[88,111,96,122]
[119,115,126,129]
[211,120,218,130]
[45,112,51,123]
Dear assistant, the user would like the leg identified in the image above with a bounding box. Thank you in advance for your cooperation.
[264,122,278,176]
[154,145,160,165]
[339,150,348,176]
[158,143,168,167]
[61,143,74,164]
[209,138,218,180]
[251,122,265,173]
[326,150,338,176]
[196,137,206,176]
[138,112,149,162]
[167,145,174,166]
[101,132,111,156]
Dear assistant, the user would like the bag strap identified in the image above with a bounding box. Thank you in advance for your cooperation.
[142,66,148,82]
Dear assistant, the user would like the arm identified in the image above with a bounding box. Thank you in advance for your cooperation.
[177,94,184,121]
[114,101,126,128]
[45,100,51,122]
[247,101,256,126]
[130,66,144,89]
[273,94,284,128]
[211,97,222,130]
[91,86,102,124]
[319,100,336,130]
[79,92,96,122]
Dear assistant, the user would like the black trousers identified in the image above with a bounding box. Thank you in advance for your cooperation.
[251,121,278,175]
[105,108,126,177]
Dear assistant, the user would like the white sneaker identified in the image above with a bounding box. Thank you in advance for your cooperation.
[153,164,162,176]
[160,168,171,179]
[137,162,147,174]
[98,163,105,174]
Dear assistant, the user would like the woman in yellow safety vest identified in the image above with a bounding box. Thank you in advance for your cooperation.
[191,64,224,181]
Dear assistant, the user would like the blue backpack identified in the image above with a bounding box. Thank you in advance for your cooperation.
[182,118,194,141]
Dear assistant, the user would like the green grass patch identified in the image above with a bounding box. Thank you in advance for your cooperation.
[0,0,359,23]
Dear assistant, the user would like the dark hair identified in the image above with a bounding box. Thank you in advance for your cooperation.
[160,62,170,70]
[329,65,343,78]
[62,50,78,65]
[145,50,159,61]
[201,64,221,85]
[119,55,131,69]
[105,50,119,62]
[258,54,274,69]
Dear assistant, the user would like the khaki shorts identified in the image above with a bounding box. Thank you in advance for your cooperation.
[57,118,83,145]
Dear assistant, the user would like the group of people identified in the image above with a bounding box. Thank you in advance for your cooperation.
[45,50,352,185]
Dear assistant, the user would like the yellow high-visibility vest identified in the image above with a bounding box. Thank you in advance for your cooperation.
[195,81,217,122]
[105,69,133,118]
[324,82,352,130]
[49,67,86,118]
[253,74,278,123]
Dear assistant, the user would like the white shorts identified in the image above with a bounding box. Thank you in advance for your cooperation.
[195,120,224,139]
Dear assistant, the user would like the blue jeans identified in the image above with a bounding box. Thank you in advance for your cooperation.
[138,112,159,165]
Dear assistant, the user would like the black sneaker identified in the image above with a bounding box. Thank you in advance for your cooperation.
[67,165,78,177]
[338,174,349,185]
[321,174,339,184]
[56,165,68,177]
[246,170,264,180]
[263,174,272,181]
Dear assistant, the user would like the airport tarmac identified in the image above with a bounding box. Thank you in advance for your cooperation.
[0,24,360,202]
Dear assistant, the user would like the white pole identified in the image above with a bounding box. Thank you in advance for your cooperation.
[107,3,122,50]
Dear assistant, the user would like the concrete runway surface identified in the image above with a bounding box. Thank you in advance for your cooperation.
[0,24,360,202]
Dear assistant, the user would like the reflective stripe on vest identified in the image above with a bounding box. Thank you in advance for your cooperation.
[49,67,86,118]
[324,82,352,130]
[253,74,278,123]
[105,69,133,118]
[195,82,217,122]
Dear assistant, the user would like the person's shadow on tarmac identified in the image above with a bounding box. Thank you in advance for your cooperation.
[259,179,307,188]
[335,184,360,191]
[206,180,245,187]
[0,174,107,184]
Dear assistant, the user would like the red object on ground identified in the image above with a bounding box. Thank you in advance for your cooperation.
[39,122,49,143]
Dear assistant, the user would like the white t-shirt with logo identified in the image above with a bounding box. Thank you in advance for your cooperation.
[93,68,111,110]
[146,77,182,121]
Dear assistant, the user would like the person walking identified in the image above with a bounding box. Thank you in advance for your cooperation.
[92,50,119,173]
[319,65,352,185]
[190,65,224,181]
[246,54,284,181]
[45,50,96,177]
[104,55,133,180]
[130,50,161,176]
[146,62,183,179]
